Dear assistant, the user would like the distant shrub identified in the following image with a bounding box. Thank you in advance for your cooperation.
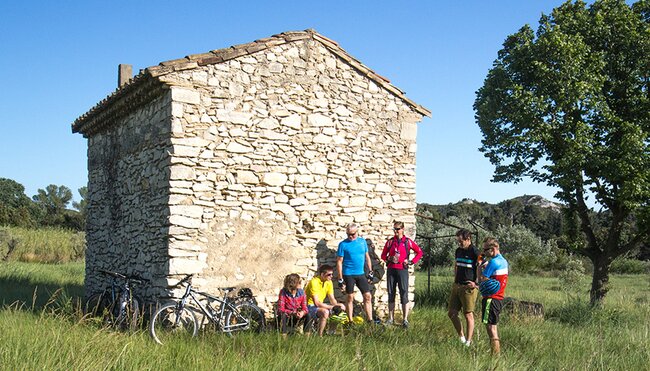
[558,256,585,289]
[509,254,547,274]
[609,258,650,274]
[416,216,463,268]
[495,224,546,258]
[494,224,553,274]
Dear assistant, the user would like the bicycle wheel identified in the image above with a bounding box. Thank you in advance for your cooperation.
[112,295,142,331]
[224,302,266,334]
[149,302,199,345]
[84,291,111,324]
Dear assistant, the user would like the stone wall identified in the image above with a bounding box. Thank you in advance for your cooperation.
[84,93,172,299]
[157,38,423,314]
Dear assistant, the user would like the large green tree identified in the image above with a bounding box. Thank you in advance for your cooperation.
[474,0,650,305]
[32,184,73,226]
[0,178,38,227]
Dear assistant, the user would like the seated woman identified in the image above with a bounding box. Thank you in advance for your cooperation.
[277,273,307,338]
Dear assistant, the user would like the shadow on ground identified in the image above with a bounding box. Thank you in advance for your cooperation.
[0,276,84,310]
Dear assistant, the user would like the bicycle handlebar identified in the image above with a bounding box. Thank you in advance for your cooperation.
[166,274,194,289]
[98,269,149,284]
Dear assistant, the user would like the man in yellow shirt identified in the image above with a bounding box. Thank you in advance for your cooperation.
[305,264,346,336]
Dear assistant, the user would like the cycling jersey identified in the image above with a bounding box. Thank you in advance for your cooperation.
[481,253,508,300]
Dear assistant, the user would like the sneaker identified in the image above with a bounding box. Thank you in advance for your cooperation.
[402,319,409,329]
[464,340,471,347]
[373,318,382,325]
[385,318,394,325]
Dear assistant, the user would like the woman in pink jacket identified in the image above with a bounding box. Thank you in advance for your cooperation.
[381,221,423,328]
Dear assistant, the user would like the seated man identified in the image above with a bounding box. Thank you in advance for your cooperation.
[304,264,346,336]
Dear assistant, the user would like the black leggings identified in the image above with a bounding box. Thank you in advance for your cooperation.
[387,268,409,304]
[279,313,305,334]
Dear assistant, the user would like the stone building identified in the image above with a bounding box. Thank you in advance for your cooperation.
[72,30,430,314]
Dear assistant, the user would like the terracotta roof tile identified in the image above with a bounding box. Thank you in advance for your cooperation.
[72,29,430,135]
[186,52,215,61]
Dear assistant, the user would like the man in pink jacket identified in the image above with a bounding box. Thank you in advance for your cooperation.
[381,221,423,328]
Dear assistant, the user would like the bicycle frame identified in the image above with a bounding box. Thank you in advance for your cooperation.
[176,281,252,332]
[85,269,147,330]
[107,277,130,316]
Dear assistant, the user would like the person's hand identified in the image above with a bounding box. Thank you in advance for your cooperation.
[403,260,413,268]
[296,310,305,318]
[466,281,477,289]
[338,278,345,289]
[366,271,374,282]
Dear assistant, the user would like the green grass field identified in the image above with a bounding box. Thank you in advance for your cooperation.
[1,263,648,370]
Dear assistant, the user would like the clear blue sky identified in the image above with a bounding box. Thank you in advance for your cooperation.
[0,0,569,206]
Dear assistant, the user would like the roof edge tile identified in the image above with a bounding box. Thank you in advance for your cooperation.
[72,29,430,134]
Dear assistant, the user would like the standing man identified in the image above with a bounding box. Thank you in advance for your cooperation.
[305,264,346,336]
[336,223,374,323]
[380,221,423,328]
[480,237,509,355]
[448,228,479,346]
[365,239,385,322]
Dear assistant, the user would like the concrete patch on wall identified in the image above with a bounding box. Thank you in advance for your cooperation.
[201,216,309,311]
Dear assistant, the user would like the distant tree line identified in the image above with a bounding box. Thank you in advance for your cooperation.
[0,177,86,231]
[415,196,649,273]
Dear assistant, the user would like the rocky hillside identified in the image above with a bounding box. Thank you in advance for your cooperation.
[417,195,564,241]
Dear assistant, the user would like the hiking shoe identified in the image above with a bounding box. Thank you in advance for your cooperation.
[402,319,409,329]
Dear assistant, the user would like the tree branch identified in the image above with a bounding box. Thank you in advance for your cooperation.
[619,228,650,256]
[575,178,599,253]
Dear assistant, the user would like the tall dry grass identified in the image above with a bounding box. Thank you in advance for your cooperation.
[0,226,85,263]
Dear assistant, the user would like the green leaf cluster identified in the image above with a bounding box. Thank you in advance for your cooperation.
[0,178,86,231]
[474,0,650,304]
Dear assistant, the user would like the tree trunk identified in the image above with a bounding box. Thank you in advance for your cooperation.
[589,254,611,306]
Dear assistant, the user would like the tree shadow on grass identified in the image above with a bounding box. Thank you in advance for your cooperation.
[0,276,84,311]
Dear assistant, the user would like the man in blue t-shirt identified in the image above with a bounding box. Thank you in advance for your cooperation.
[336,223,374,323]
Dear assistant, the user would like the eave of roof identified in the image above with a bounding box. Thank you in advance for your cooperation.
[72,29,431,136]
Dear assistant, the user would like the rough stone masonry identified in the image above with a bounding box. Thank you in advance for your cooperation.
[72,30,430,316]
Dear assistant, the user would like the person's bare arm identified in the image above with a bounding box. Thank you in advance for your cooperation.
[336,256,344,280]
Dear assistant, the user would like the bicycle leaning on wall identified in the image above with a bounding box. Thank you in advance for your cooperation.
[149,274,266,345]
[84,269,148,330]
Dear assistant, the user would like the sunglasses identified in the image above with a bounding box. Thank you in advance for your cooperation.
[324,273,333,277]
[393,227,403,231]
